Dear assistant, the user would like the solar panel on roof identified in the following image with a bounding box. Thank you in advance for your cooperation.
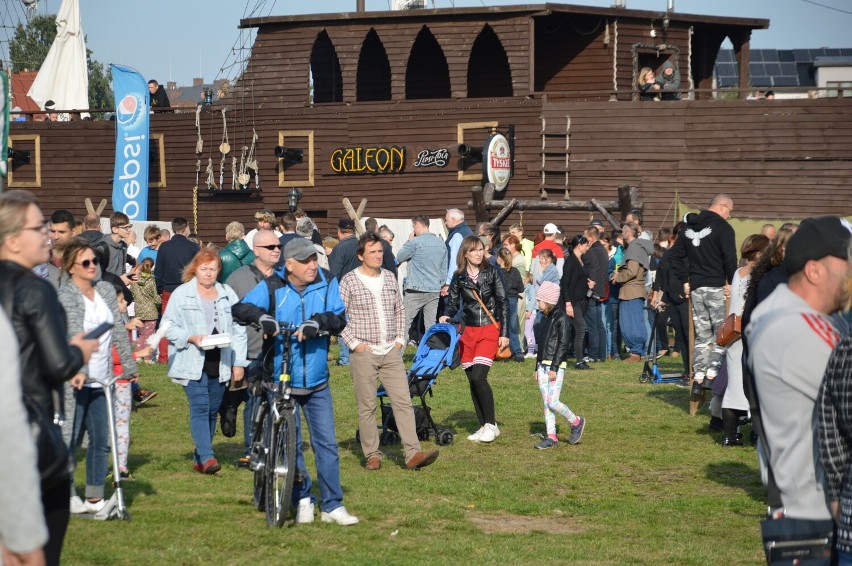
[772,76,799,87]
[781,62,797,75]
[716,62,737,77]
[793,49,811,62]
[717,50,734,63]
[842,49,852,57]
[778,51,795,62]
[751,50,764,62]
[763,50,780,63]
[749,62,766,75]
[765,62,782,76]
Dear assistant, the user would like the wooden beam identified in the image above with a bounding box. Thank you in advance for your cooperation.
[342,197,367,236]
[590,198,621,230]
[490,199,517,227]
[471,198,619,211]
[471,186,489,223]
[617,184,642,221]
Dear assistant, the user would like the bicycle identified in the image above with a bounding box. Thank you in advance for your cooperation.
[248,322,321,527]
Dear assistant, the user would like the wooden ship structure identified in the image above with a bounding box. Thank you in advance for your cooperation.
[8,3,852,241]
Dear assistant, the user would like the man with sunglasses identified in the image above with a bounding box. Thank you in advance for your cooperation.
[223,230,282,467]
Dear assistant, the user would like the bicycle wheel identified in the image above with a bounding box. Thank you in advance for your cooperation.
[265,407,297,528]
[251,402,270,512]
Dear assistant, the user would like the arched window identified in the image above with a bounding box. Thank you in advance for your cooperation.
[310,30,342,103]
[357,29,391,101]
[405,26,450,100]
[467,25,513,98]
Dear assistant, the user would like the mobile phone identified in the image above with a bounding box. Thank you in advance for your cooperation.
[84,322,113,340]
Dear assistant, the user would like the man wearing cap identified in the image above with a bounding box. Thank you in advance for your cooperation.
[747,216,851,521]
[329,218,360,366]
[233,237,359,526]
[669,194,737,394]
[244,209,282,250]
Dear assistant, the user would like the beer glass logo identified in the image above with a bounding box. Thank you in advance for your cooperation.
[116,94,143,127]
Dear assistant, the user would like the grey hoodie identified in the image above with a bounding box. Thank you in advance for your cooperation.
[656,61,682,100]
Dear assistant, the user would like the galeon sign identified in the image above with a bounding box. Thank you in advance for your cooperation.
[330,146,406,174]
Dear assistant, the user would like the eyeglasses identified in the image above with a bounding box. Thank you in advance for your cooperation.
[118,224,133,230]
[76,257,100,269]
[255,244,282,251]
[21,223,49,234]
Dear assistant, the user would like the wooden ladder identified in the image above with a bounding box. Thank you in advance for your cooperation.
[539,112,571,201]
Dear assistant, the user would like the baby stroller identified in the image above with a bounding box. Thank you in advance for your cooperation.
[371,323,461,447]
[640,306,683,385]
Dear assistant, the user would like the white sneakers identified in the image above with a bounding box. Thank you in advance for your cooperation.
[296,497,315,524]
[321,506,359,526]
[468,423,500,443]
[70,496,87,514]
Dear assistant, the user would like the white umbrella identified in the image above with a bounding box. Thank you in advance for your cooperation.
[27,0,89,116]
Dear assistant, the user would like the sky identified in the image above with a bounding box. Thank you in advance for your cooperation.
[4,0,851,87]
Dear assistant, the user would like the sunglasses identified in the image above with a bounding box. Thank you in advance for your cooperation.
[76,257,100,269]
[255,244,282,251]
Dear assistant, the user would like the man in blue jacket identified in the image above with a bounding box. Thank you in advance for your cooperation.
[233,238,359,526]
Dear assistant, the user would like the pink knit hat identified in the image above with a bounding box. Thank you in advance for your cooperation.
[536,281,560,305]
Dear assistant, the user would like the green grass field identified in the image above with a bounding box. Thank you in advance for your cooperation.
[63,349,766,565]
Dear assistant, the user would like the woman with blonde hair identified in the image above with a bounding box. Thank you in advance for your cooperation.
[439,236,510,443]
[638,66,660,101]
[162,248,248,474]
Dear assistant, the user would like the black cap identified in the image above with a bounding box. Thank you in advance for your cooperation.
[44,100,56,109]
[784,216,852,275]
[337,217,355,231]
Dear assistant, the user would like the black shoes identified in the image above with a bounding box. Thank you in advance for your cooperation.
[575,361,593,370]
[708,417,724,432]
[512,354,525,363]
[690,380,704,396]
[676,375,690,388]
[722,436,744,447]
[701,377,715,391]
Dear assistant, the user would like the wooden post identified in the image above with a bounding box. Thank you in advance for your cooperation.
[342,197,368,236]
[471,185,489,223]
[617,184,642,222]
[590,198,621,231]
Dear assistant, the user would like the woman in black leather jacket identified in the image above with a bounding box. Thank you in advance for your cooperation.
[0,190,97,566]
[439,235,509,443]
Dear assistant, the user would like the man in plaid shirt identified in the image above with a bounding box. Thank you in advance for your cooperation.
[339,232,439,471]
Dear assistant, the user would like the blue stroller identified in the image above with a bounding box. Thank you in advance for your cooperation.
[373,323,461,447]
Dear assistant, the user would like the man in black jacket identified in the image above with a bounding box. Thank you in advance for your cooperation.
[669,194,737,395]
[147,80,172,113]
[582,225,609,362]
[0,190,99,565]
[153,217,200,363]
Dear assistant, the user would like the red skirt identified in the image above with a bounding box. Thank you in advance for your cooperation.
[459,324,499,368]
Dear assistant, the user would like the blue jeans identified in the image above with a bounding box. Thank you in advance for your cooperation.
[839,549,852,566]
[507,296,523,356]
[293,385,344,513]
[584,300,606,361]
[184,373,227,464]
[603,301,615,357]
[243,359,262,456]
[70,387,109,499]
[338,340,350,365]
[619,299,648,356]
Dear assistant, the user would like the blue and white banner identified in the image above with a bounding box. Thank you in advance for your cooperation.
[111,64,149,220]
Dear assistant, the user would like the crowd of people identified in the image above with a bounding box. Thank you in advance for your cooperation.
[1,188,850,563]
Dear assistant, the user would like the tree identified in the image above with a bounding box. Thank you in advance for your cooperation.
[9,14,55,73]
[9,13,113,110]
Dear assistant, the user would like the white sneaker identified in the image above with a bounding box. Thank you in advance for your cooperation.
[467,426,484,442]
[70,495,87,514]
[295,497,315,524]
[478,423,498,443]
[84,498,107,513]
[321,506,359,526]
[493,424,501,438]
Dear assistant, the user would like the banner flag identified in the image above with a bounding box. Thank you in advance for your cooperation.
[0,71,9,180]
[111,64,150,220]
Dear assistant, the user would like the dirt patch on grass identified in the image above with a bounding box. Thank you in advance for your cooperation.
[469,512,586,534]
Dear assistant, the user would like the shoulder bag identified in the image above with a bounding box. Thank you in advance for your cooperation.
[716,313,742,347]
